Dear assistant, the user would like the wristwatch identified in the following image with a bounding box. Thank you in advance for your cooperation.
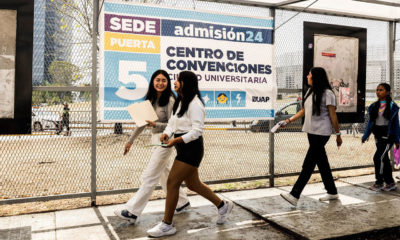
[335,132,341,136]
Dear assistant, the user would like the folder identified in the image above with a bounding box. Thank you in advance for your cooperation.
[126,100,158,127]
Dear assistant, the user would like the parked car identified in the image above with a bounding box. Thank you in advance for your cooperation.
[250,101,302,132]
[32,110,59,131]
[250,101,367,133]
[347,108,369,134]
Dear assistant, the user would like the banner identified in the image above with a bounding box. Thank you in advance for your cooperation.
[100,1,276,121]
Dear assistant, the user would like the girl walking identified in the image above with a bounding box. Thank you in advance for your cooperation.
[114,70,190,224]
[147,71,233,238]
[279,67,342,206]
[362,83,400,191]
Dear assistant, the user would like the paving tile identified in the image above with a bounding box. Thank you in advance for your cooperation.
[32,231,55,240]
[0,227,31,240]
[56,225,111,240]
[107,198,295,240]
[268,198,400,240]
[232,175,400,239]
[21,213,55,232]
[2,174,400,240]
[55,208,100,228]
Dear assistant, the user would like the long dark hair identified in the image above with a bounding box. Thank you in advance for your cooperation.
[303,67,333,116]
[370,83,392,121]
[145,70,174,107]
[173,71,204,118]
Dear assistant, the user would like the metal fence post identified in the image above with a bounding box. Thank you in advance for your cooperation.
[269,120,275,187]
[388,21,395,166]
[269,7,276,187]
[91,0,99,206]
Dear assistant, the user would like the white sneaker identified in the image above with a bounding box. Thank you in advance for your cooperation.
[319,194,339,201]
[280,193,298,206]
[147,221,176,238]
[217,200,234,224]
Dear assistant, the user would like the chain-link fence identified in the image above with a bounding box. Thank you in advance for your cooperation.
[0,0,399,205]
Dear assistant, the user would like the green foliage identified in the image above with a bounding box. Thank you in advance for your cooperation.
[48,60,82,86]
[32,91,45,106]
[78,85,91,102]
[32,90,73,106]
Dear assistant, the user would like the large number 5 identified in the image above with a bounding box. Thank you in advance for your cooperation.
[115,60,148,101]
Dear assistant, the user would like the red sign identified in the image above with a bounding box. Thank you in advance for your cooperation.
[321,52,336,57]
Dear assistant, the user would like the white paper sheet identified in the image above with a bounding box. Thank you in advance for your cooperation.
[270,120,287,133]
[126,100,158,127]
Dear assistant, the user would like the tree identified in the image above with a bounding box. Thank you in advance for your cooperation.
[40,0,163,104]
[47,0,164,50]
[48,60,82,85]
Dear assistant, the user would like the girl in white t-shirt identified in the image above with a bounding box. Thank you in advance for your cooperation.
[279,67,343,207]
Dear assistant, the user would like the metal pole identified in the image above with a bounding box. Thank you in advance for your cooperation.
[395,21,398,100]
[389,21,394,93]
[91,0,99,206]
[269,120,275,187]
[388,21,395,166]
[269,7,276,187]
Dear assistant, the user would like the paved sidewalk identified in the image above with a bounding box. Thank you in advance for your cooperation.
[1,174,400,240]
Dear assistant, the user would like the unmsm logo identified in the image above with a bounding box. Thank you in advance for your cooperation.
[252,96,270,102]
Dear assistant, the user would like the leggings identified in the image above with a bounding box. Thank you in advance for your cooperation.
[372,125,395,185]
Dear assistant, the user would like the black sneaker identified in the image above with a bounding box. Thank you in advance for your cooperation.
[383,183,397,191]
[369,183,384,191]
[114,209,137,223]
[175,202,191,215]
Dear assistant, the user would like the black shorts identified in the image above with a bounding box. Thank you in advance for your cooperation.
[174,133,204,168]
